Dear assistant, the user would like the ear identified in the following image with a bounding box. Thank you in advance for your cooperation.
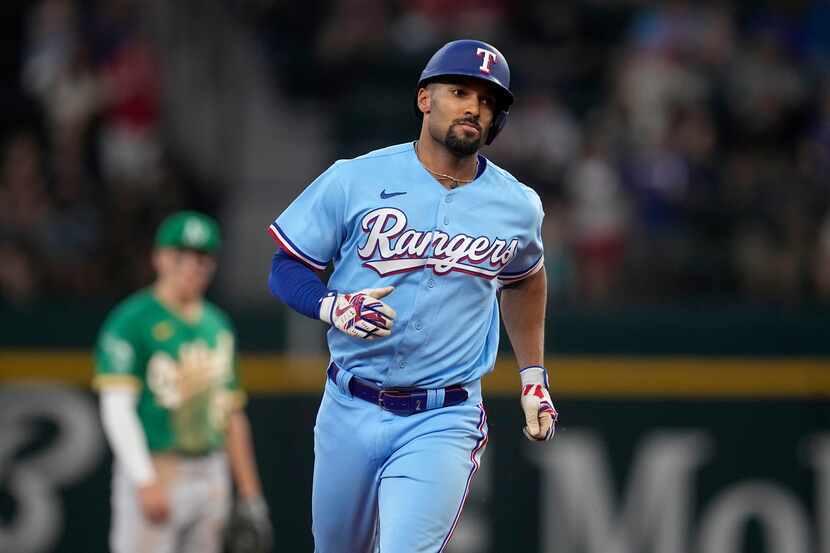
[152,248,173,275]
[152,249,163,273]
[416,87,431,116]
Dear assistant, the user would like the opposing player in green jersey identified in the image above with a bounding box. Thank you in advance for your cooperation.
[94,211,270,553]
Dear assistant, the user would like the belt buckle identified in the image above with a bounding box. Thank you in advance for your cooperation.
[378,389,424,416]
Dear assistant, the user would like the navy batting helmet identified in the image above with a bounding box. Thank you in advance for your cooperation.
[414,39,514,145]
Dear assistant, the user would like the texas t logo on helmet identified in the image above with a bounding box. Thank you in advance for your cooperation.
[476,48,498,73]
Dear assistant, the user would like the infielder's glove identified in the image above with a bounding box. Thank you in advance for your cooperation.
[519,366,558,441]
[224,496,273,553]
[319,287,396,340]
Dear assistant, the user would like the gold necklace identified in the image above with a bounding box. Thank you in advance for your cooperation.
[414,142,478,189]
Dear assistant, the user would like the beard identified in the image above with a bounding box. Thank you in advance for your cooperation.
[443,123,482,157]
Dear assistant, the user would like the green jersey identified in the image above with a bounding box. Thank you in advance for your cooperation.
[94,289,244,455]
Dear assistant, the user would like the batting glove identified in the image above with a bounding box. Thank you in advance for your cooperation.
[319,286,396,340]
[520,366,558,442]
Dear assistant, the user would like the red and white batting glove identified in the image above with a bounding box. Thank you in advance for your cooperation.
[319,286,396,340]
[520,366,558,442]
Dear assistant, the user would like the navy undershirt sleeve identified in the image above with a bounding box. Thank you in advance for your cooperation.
[268,249,332,320]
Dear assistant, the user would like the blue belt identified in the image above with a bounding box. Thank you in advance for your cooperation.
[327,363,469,416]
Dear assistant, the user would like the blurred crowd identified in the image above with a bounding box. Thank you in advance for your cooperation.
[3,0,830,308]
[0,0,218,307]
[492,0,830,307]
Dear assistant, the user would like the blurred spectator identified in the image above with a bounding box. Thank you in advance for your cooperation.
[800,77,830,184]
[723,152,804,302]
[814,212,830,301]
[801,0,830,75]
[617,0,732,148]
[724,26,806,147]
[667,103,731,292]
[316,0,389,63]
[627,0,735,67]
[620,138,693,298]
[0,132,51,304]
[45,151,104,297]
[563,134,628,305]
[616,49,709,148]
[22,0,78,98]
[0,131,52,249]
[541,198,575,306]
[98,32,162,189]
[0,238,40,306]
[395,0,507,47]
[488,90,582,194]
[44,44,102,172]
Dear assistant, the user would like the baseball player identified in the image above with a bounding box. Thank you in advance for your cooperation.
[94,211,271,553]
[267,39,557,552]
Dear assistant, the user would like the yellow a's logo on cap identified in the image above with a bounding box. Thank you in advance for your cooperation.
[183,218,208,246]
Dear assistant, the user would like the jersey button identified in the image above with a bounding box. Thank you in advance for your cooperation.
[414,320,423,331]
[445,195,453,204]
[399,360,407,368]
[443,216,450,226]
[427,278,435,288]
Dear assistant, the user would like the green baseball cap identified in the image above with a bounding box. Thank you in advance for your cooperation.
[154,211,221,253]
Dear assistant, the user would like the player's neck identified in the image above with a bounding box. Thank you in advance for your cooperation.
[153,282,203,323]
[414,138,478,190]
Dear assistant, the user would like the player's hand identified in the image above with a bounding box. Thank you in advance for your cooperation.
[138,481,170,523]
[519,366,558,442]
[224,495,273,553]
[319,287,396,340]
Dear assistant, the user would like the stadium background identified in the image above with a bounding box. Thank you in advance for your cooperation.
[1,1,829,552]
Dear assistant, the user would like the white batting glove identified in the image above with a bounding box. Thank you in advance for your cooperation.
[520,366,558,442]
[319,286,396,340]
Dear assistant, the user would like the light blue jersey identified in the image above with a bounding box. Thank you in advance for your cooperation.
[269,142,544,388]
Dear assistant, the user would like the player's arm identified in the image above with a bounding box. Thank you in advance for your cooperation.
[226,409,264,501]
[100,388,155,484]
[268,249,396,340]
[225,408,273,548]
[99,387,170,522]
[267,164,395,339]
[500,268,558,441]
[500,268,546,368]
[95,322,171,522]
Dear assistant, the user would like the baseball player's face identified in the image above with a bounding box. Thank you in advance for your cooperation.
[154,248,217,300]
[424,78,496,156]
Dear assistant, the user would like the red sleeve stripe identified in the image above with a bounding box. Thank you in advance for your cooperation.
[267,224,328,271]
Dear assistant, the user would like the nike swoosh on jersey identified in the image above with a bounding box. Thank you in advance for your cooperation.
[380,189,407,199]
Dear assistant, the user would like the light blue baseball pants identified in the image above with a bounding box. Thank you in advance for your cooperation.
[312,376,488,553]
